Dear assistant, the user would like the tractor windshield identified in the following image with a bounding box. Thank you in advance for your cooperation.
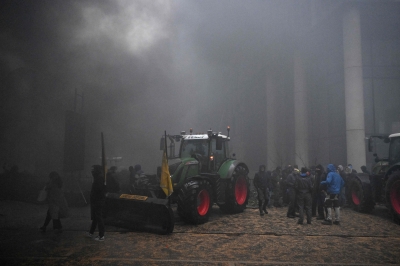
[389,137,400,165]
[180,139,209,159]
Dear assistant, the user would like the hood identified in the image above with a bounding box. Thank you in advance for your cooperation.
[134,164,141,171]
[326,164,336,173]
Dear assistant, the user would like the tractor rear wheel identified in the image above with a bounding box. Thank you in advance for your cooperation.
[386,171,400,224]
[177,179,213,224]
[219,165,249,213]
[347,175,374,213]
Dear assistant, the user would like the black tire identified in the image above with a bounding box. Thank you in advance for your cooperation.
[177,179,213,224]
[347,175,374,213]
[154,205,175,235]
[219,164,250,213]
[385,170,400,224]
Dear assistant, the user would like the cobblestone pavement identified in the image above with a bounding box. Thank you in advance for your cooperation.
[1,200,400,265]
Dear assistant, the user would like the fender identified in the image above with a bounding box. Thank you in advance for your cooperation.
[351,173,373,200]
[218,159,249,180]
[384,163,400,181]
[350,172,371,184]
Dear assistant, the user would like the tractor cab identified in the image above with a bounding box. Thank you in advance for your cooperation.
[179,129,230,173]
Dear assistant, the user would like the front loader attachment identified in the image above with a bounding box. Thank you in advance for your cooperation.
[105,192,174,235]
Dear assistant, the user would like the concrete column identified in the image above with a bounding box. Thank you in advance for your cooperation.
[266,71,278,170]
[293,51,309,168]
[343,6,366,171]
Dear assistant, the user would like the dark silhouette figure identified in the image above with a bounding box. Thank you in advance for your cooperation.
[295,167,313,224]
[87,165,107,241]
[40,171,69,233]
[286,166,297,218]
[253,165,271,216]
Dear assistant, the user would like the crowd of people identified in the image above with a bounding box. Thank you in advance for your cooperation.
[253,163,357,226]
[37,161,363,241]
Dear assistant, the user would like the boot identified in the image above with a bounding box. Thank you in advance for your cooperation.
[334,207,340,222]
[262,202,268,214]
[321,219,332,225]
[259,203,264,216]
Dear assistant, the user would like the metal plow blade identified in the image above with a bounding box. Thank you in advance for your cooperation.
[105,193,174,235]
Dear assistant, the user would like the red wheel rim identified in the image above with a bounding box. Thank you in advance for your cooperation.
[235,176,247,205]
[352,189,360,205]
[197,189,210,216]
[390,180,400,215]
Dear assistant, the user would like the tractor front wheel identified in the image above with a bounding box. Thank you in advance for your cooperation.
[347,175,374,213]
[177,179,213,224]
[386,171,400,224]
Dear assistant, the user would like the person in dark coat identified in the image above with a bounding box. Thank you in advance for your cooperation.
[313,164,327,220]
[253,165,271,216]
[40,171,69,233]
[87,165,107,241]
[286,166,297,218]
[271,166,283,207]
[295,167,313,224]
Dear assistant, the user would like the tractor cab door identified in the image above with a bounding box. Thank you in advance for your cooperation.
[209,137,228,172]
[389,136,400,165]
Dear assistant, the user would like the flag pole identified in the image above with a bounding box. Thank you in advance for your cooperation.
[164,130,168,158]
[164,130,169,206]
[101,132,107,185]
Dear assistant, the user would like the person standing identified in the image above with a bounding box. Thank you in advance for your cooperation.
[286,166,297,218]
[253,165,271,216]
[40,171,69,233]
[321,164,345,225]
[87,165,107,241]
[338,165,348,207]
[313,164,327,220]
[271,166,283,207]
[295,167,313,224]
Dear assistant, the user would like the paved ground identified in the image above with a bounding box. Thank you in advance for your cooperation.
[1,200,400,265]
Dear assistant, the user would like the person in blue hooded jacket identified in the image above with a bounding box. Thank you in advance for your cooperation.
[320,164,345,225]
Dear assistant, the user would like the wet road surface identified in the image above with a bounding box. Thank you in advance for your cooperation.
[0,200,399,265]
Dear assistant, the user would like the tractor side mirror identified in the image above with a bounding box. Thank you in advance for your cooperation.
[216,136,223,150]
[160,137,165,150]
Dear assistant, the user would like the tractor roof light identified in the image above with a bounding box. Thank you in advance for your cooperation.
[181,131,186,136]
[190,128,193,135]
[227,126,230,137]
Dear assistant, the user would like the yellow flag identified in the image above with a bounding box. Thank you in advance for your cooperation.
[160,149,173,197]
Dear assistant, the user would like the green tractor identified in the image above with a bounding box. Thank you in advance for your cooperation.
[104,127,250,233]
[346,133,400,223]
[163,127,250,224]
